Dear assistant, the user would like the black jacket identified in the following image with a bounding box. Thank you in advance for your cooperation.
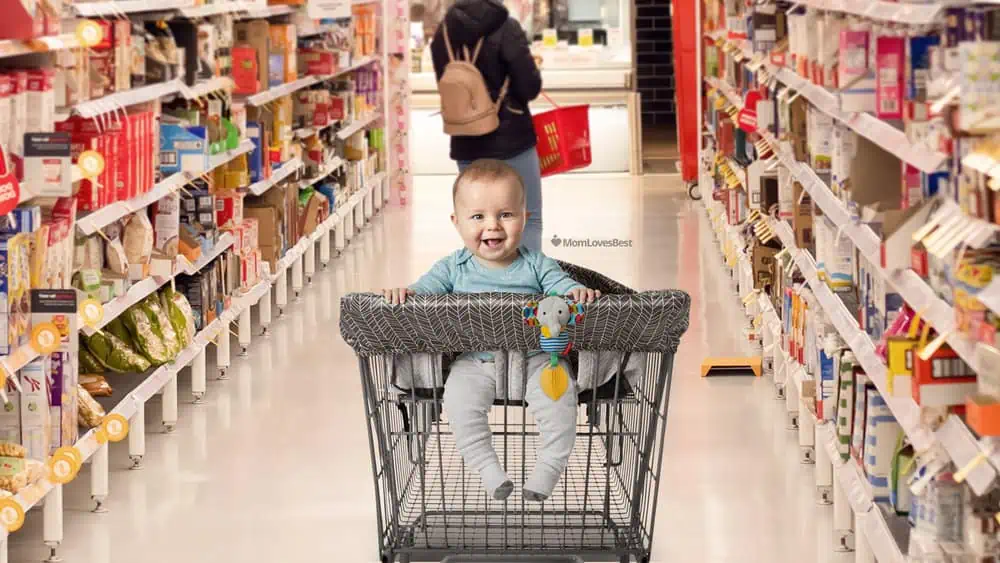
[431,0,542,162]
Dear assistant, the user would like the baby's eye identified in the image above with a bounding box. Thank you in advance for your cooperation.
[471,214,484,220]
[501,212,514,218]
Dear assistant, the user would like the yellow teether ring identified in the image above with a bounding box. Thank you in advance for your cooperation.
[540,364,569,401]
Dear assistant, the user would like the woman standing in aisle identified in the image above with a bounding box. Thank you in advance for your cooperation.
[430,0,545,251]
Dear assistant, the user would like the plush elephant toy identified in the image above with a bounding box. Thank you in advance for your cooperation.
[522,294,585,400]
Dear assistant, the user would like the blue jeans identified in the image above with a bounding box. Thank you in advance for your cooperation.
[457,148,543,253]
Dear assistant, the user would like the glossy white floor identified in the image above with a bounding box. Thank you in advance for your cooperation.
[8,173,853,563]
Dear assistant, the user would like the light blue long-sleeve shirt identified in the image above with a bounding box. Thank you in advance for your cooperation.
[408,246,583,297]
[409,247,584,362]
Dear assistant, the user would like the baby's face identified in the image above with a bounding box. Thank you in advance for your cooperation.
[451,177,526,267]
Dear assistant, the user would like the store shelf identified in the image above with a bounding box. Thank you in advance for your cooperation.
[294,120,340,139]
[706,36,948,174]
[300,156,345,188]
[184,233,235,275]
[798,0,942,25]
[178,1,248,17]
[0,34,83,60]
[242,75,322,106]
[67,79,186,119]
[246,157,303,196]
[73,0,196,16]
[180,77,235,100]
[705,76,743,108]
[331,55,379,78]
[236,4,297,19]
[297,23,338,37]
[75,140,254,236]
[337,112,381,140]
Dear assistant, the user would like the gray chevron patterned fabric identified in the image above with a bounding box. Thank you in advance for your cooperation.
[339,262,691,356]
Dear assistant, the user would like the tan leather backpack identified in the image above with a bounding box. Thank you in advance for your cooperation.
[437,22,510,137]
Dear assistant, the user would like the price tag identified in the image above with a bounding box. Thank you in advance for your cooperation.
[578,28,594,48]
[101,414,129,442]
[76,20,104,48]
[30,323,60,356]
[0,498,25,532]
[77,151,105,179]
[543,29,558,48]
[79,298,104,328]
[48,452,80,485]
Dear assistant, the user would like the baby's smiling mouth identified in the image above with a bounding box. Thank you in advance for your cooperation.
[481,236,505,248]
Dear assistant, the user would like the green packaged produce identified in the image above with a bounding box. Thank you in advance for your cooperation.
[79,347,105,374]
[161,288,195,349]
[105,316,134,348]
[122,306,171,365]
[141,295,181,359]
[84,331,151,373]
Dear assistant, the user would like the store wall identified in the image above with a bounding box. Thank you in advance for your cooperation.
[636,0,675,126]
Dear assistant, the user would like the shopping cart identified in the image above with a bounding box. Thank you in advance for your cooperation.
[340,262,690,563]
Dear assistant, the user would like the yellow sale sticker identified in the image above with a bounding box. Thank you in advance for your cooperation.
[30,323,60,355]
[101,414,129,442]
[77,151,105,178]
[76,20,104,48]
[79,299,104,328]
[0,499,25,532]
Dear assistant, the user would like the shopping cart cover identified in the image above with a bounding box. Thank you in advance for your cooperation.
[339,290,691,356]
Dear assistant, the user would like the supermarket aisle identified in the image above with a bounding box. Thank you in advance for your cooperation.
[9,174,850,563]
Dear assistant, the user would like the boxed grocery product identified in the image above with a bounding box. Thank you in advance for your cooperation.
[234,20,270,94]
[269,24,297,84]
[31,289,78,452]
[152,193,181,259]
[215,191,244,230]
[160,124,209,176]
[838,29,876,113]
[850,372,872,467]
[0,376,20,444]
[25,69,54,136]
[8,71,27,175]
[861,388,901,503]
[232,45,261,95]
[298,48,337,76]
[875,36,905,121]
[0,234,30,354]
[22,133,72,198]
[19,359,50,461]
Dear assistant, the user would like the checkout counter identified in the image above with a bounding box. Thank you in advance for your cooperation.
[407,4,641,175]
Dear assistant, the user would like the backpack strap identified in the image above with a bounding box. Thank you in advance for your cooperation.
[442,22,456,62]
[495,77,510,108]
[471,38,485,64]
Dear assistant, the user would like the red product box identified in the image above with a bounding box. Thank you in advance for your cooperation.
[0,1,44,41]
[299,48,336,75]
[223,227,242,254]
[106,119,131,203]
[215,191,244,230]
[232,46,260,95]
[328,96,345,121]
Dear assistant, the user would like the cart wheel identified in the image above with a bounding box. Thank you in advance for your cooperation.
[687,182,702,200]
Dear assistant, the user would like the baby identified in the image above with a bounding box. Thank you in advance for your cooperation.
[383,159,600,502]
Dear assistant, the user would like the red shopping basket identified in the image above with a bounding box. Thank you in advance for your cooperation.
[533,94,591,177]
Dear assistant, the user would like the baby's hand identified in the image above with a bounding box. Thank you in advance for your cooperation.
[567,287,601,304]
[382,288,415,304]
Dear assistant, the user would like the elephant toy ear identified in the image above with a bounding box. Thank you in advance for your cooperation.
[523,301,540,326]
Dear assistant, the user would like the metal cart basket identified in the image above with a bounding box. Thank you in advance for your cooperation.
[339,262,690,563]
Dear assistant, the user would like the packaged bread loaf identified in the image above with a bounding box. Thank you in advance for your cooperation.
[80,374,113,397]
[123,212,154,264]
[77,385,106,429]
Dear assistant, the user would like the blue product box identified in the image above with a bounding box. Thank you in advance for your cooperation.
[247,122,265,183]
[160,124,209,176]
[316,182,336,210]
[0,206,41,234]
[908,36,940,101]
[269,54,284,87]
